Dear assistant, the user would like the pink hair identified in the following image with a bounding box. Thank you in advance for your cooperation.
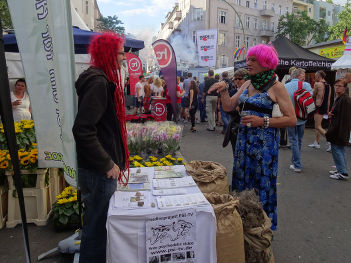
[247,44,279,70]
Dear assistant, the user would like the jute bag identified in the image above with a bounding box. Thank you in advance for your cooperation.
[185,161,229,195]
[204,193,245,263]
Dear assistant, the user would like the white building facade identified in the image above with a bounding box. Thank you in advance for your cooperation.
[157,0,293,68]
[71,0,101,31]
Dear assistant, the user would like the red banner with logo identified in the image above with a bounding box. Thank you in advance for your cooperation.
[125,53,143,96]
[152,39,177,117]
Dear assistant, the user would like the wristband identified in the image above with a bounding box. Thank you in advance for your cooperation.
[263,116,270,128]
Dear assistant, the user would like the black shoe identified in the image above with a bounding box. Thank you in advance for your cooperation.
[207,128,215,131]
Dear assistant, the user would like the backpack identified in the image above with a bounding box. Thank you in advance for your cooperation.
[294,81,316,120]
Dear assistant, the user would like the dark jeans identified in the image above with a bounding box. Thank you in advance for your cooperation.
[166,103,173,121]
[220,105,229,131]
[280,128,288,146]
[198,97,206,121]
[78,168,117,263]
[189,106,197,127]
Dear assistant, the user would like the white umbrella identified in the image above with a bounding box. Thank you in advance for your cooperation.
[331,39,351,70]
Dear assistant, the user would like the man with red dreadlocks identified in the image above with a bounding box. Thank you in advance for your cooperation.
[72,32,129,263]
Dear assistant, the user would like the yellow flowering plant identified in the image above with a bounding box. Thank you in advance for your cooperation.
[129,155,185,168]
[51,186,80,230]
[0,120,36,150]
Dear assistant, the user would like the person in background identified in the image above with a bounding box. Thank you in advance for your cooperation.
[152,77,164,97]
[72,32,128,263]
[285,68,313,173]
[175,76,185,121]
[132,75,145,115]
[309,70,331,151]
[218,72,232,134]
[182,72,192,121]
[279,66,296,148]
[11,78,32,122]
[198,76,208,122]
[344,72,351,96]
[324,79,351,180]
[188,80,199,132]
[202,69,218,131]
[214,74,222,127]
[143,76,153,113]
[209,44,296,230]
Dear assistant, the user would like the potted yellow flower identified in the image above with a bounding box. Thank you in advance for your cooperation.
[51,186,80,231]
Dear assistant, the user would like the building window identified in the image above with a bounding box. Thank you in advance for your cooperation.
[272,3,275,12]
[254,0,257,9]
[236,14,242,28]
[246,16,250,28]
[263,1,267,10]
[219,32,226,46]
[246,1,250,8]
[309,7,312,13]
[254,17,258,29]
[286,7,289,14]
[192,31,197,43]
[193,8,204,21]
[320,7,326,19]
[85,0,88,15]
[262,20,267,30]
[253,38,257,46]
[279,5,282,15]
[221,55,228,67]
[235,35,241,48]
[271,22,274,31]
[219,11,226,24]
[237,0,241,6]
[246,37,249,48]
[328,10,331,16]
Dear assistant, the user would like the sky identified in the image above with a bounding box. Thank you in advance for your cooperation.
[97,0,348,43]
[97,0,178,44]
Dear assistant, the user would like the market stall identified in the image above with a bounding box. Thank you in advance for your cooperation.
[106,165,217,263]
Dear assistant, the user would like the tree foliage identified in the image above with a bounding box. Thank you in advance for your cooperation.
[96,15,125,34]
[0,0,13,30]
[329,1,351,40]
[277,11,330,46]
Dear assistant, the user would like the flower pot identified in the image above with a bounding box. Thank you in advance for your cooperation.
[5,169,52,228]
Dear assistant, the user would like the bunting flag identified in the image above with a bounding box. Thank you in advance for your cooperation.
[233,48,239,59]
[342,27,349,44]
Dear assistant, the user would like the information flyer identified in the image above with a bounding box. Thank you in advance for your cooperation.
[146,209,197,263]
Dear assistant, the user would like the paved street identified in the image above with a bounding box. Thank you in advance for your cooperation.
[0,122,350,263]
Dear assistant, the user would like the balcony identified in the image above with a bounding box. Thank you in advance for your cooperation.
[168,22,174,29]
[259,29,274,37]
[174,11,182,21]
[260,9,275,17]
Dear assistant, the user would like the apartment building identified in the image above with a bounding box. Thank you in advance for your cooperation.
[71,0,101,31]
[292,0,344,26]
[157,0,293,68]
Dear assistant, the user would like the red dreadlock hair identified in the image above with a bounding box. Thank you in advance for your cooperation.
[88,32,130,185]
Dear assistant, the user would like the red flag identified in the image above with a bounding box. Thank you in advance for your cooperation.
[125,53,143,96]
[342,27,348,44]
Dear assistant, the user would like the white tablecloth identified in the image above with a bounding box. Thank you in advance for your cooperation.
[106,166,217,263]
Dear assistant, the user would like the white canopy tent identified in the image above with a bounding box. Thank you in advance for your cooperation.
[331,39,351,70]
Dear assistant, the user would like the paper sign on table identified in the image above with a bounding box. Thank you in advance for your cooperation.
[156,193,209,210]
[154,166,185,179]
[114,191,151,209]
[152,188,187,196]
[117,182,151,191]
[153,177,196,190]
[146,209,197,263]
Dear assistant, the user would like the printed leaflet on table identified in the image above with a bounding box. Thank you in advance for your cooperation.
[146,209,197,263]
[153,177,196,190]
[152,188,188,196]
[156,193,209,210]
[154,166,186,179]
[114,191,151,209]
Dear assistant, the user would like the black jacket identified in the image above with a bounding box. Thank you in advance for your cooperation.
[203,78,218,96]
[72,67,126,174]
[326,93,351,146]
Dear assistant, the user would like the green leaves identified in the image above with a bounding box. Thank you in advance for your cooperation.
[96,15,125,34]
[277,11,330,46]
[329,3,351,40]
[0,0,13,30]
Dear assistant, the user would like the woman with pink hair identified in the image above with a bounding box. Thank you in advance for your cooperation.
[210,44,296,229]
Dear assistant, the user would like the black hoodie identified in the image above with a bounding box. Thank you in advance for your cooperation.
[72,67,126,174]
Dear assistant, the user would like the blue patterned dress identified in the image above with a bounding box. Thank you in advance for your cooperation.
[232,89,279,230]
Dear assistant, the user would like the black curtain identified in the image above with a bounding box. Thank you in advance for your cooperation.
[0,19,31,263]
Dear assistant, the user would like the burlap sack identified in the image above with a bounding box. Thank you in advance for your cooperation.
[185,161,229,195]
[233,190,274,263]
[204,193,245,263]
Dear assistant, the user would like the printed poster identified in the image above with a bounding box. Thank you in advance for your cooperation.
[146,209,197,263]
[196,29,217,67]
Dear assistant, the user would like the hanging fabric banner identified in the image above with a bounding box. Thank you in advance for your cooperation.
[152,39,177,116]
[196,29,217,67]
[125,53,143,96]
[7,0,78,186]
